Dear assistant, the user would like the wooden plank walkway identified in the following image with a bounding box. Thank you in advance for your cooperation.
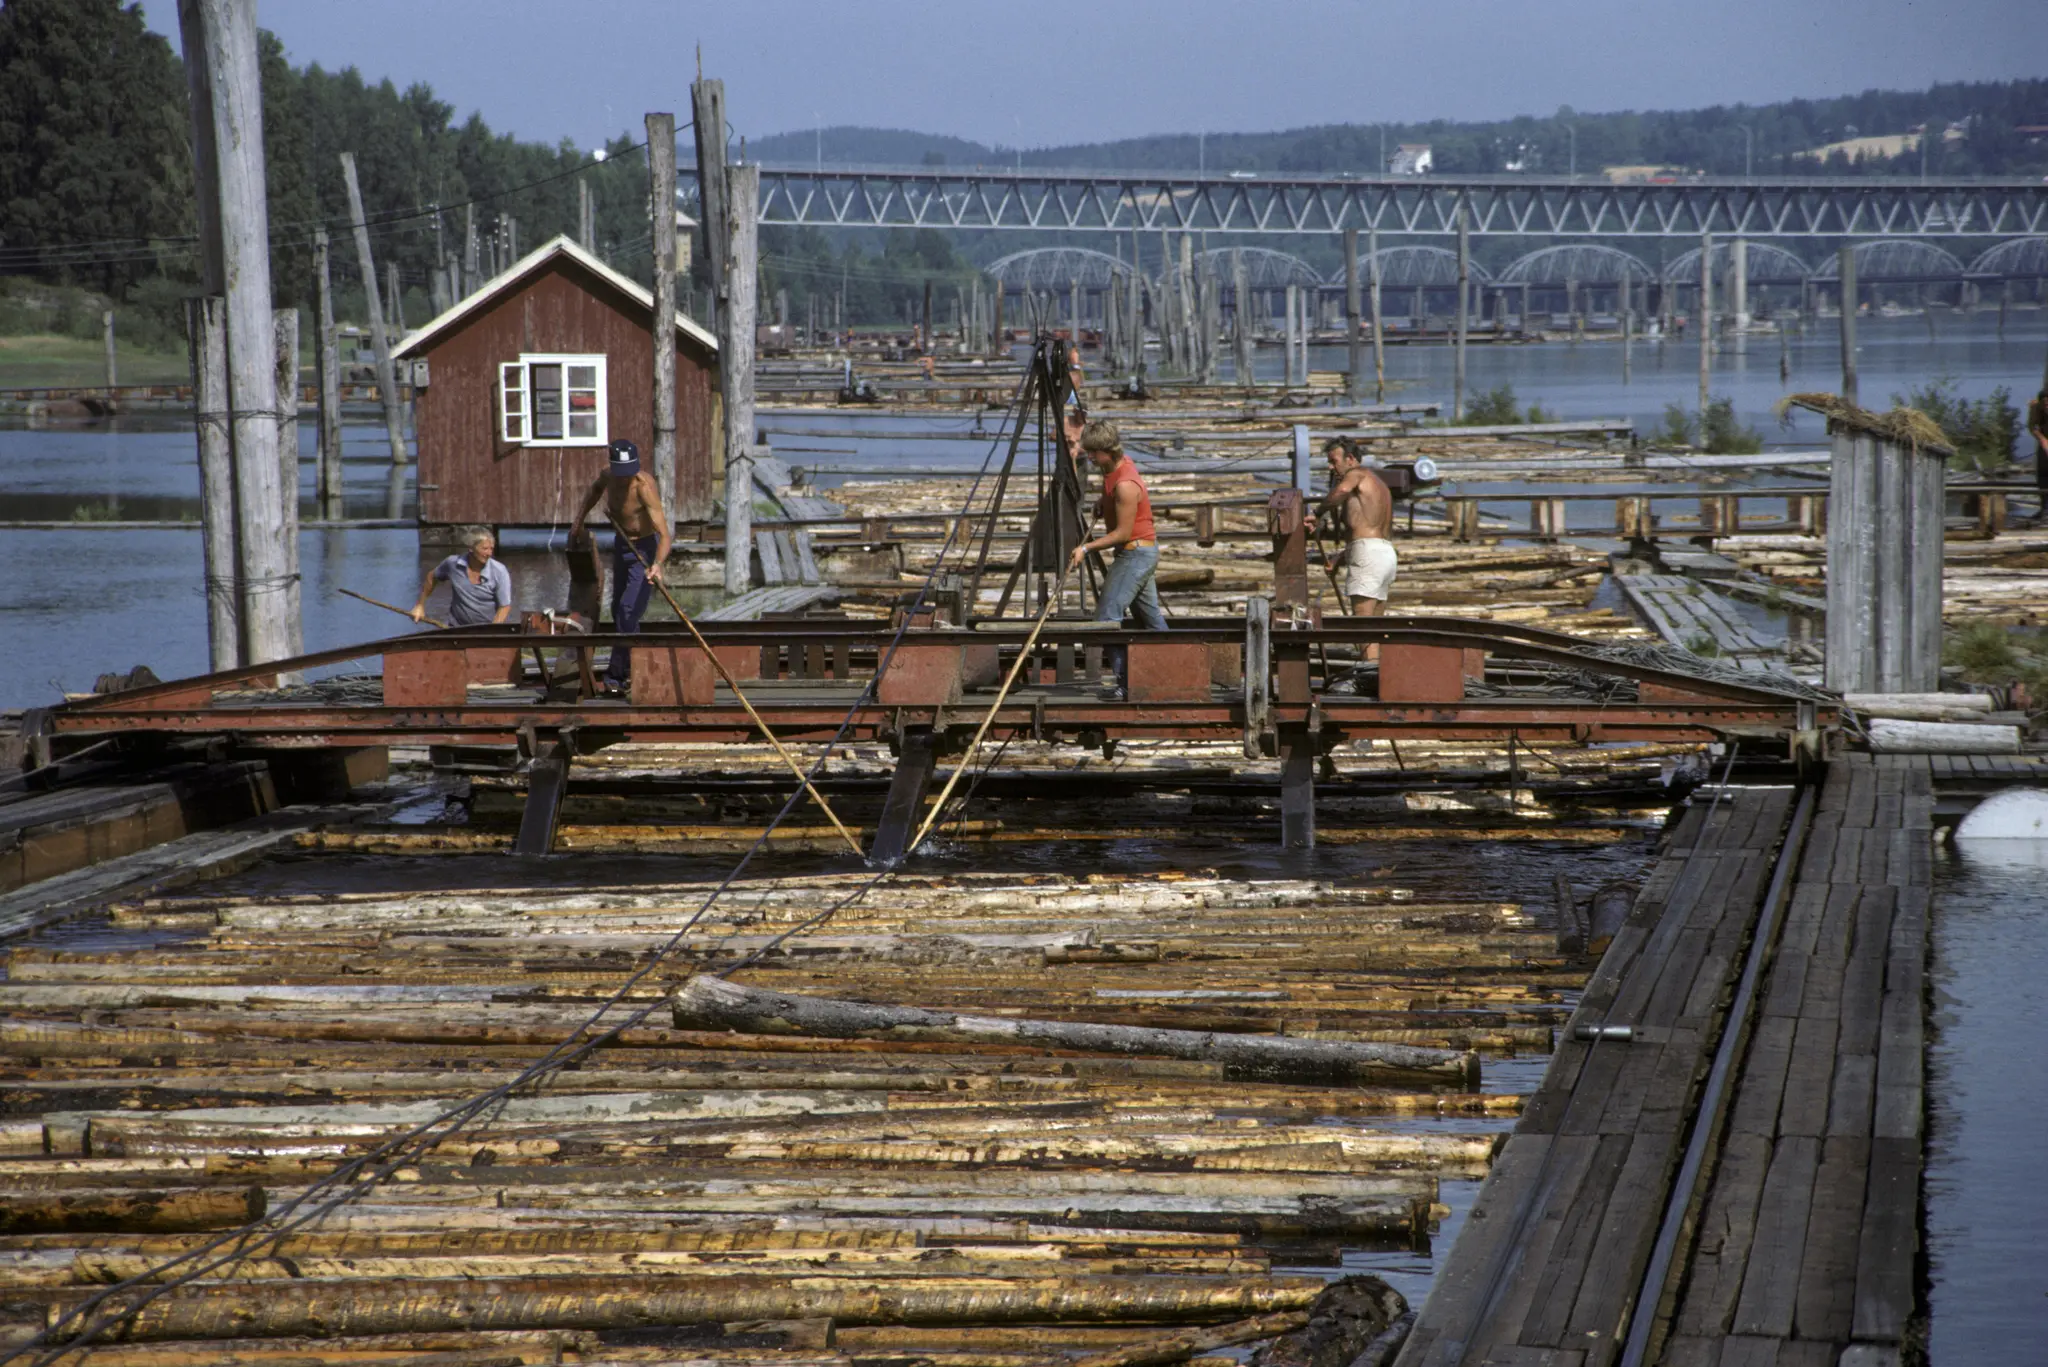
[1396,755,1933,1367]
[1397,785,1794,1367]
[1616,574,1781,670]
[1661,754,1930,1367]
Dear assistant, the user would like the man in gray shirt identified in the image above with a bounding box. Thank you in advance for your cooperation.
[411,527,512,626]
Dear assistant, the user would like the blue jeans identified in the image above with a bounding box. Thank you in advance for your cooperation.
[604,534,660,686]
[1095,543,1166,685]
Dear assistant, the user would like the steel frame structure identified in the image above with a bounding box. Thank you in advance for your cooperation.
[735,167,2048,238]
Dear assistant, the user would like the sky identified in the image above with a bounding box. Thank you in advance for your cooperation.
[140,0,2046,155]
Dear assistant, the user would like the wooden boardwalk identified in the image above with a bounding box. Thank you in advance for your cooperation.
[1398,754,1931,1367]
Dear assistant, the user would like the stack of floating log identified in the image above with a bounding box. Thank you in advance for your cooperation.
[0,858,1614,1364]
[1715,529,2048,627]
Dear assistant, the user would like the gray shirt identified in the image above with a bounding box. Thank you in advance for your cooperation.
[435,554,512,625]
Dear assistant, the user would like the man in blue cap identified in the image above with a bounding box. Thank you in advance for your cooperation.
[573,438,672,695]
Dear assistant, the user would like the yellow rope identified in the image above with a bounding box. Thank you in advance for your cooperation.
[608,528,864,858]
[908,598,1059,855]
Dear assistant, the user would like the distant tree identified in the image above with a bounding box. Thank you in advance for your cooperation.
[0,0,191,294]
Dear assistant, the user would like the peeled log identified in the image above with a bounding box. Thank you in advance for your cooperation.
[64,1272,1326,1343]
[0,1186,263,1235]
[1068,1310,1310,1367]
[672,978,1479,1090]
[1865,720,2020,755]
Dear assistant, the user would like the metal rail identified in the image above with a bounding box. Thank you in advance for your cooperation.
[725,166,2048,239]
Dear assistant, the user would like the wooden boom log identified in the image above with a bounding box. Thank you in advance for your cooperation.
[55,1272,1328,1343]
[0,1186,264,1234]
[671,977,1480,1090]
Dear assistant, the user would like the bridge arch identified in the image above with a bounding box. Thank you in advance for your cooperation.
[1969,237,2048,277]
[1811,240,1966,282]
[981,247,1133,291]
[1493,244,1655,318]
[1178,246,1322,289]
[1368,245,1493,288]
[1660,241,1812,285]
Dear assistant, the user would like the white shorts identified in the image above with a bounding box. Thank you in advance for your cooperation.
[1344,538,1397,601]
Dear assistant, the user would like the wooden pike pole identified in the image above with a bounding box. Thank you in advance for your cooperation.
[338,587,443,628]
[908,598,1058,854]
[607,529,862,857]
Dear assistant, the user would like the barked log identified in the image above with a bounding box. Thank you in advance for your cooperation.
[1864,719,2021,754]
[53,1272,1328,1343]
[0,1186,263,1234]
[671,978,1480,1089]
[1067,1310,1310,1367]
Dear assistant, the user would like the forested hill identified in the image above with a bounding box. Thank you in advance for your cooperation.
[750,80,2048,179]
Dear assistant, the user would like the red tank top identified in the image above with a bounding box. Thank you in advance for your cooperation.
[1098,457,1157,542]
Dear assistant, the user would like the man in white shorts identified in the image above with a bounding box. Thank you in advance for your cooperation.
[1306,437,1395,616]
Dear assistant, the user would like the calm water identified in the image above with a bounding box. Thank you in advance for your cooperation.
[1926,837,2048,1359]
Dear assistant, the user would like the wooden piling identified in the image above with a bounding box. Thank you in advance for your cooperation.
[721,165,761,596]
[272,307,303,659]
[1838,247,1860,405]
[1698,230,1713,417]
[578,176,594,252]
[312,229,343,522]
[1344,229,1363,401]
[1454,203,1470,421]
[101,310,116,388]
[185,296,239,671]
[647,111,680,516]
[462,204,479,296]
[339,152,409,467]
[1284,285,1299,387]
[1367,226,1384,401]
[189,0,291,667]
[384,259,404,334]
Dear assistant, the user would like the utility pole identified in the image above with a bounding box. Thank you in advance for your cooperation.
[1699,230,1713,419]
[1454,203,1470,421]
[647,111,679,519]
[694,76,755,593]
[339,152,409,465]
[578,177,594,251]
[1367,225,1385,402]
[102,311,117,388]
[180,0,291,667]
[313,229,343,521]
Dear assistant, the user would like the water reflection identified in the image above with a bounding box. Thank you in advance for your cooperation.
[1926,836,2048,1358]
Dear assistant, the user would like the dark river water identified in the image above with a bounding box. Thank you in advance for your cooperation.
[1926,837,2048,1359]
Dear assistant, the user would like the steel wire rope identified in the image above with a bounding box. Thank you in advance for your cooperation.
[6,344,1053,1367]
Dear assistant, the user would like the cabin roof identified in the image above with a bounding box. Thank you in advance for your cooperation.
[393,234,718,359]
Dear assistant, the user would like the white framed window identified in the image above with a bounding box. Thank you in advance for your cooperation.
[498,353,607,447]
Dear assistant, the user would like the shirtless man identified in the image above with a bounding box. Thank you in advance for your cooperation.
[1305,437,1395,616]
[573,438,673,694]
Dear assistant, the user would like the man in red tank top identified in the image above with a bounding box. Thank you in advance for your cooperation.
[1069,420,1166,698]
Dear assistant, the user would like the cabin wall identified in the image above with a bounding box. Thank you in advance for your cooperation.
[415,261,716,528]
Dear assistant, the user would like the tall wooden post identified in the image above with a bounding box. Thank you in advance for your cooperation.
[1698,230,1713,418]
[184,0,290,665]
[102,311,117,388]
[1825,414,1947,692]
[1344,229,1363,400]
[1730,236,1749,330]
[1454,203,1470,421]
[1231,248,1253,388]
[463,205,479,295]
[647,112,679,519]
[1838,246,1860,405]
[313,229,343,521]
[578,177,594,251]
[1199,258,1220,385]
[1621,275,1633,385]
[1283,284,1299,387]
[186,297,239,670]
[1367,226,1385,402]
[339,152,409,466]
[720,164,760,596]
[273,307,303,658]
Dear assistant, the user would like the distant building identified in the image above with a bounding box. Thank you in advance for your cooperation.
[392,235,719,532]
[1388,143,1433,176]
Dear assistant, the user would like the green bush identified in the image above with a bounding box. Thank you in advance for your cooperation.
[1651,398,1762,453]
[1892,376,2019,472]
[1460,384,1523,425]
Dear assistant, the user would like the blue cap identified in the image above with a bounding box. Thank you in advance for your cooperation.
[608,438,640,476]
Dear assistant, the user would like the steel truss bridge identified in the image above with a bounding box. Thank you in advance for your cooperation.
[731,166,2048,239]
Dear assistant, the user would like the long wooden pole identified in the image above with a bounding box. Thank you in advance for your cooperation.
[190,0,291,666]
[1453,202,1470,421]
[339,587,443,627]
[721,164,760,596]
[339,152,409,466]
[647,112,680,519]
[1839,245,1860,404]
[186,295,239,670]
[1698,230,1713,418]
[1367,225,1384,402]
[1343,230,1362,401]
[313,229,343,521]
[608,529,860,855]
[908,600,1057,854]
[273,307,303,659]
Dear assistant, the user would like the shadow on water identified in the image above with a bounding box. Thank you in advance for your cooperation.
[1927,836,2048,1358]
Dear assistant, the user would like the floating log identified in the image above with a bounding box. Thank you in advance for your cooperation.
[670,978,1480,1090]
[0,1185,263,1234]
[1864,720,2021,755]
[1067,1309,1310,1367]
[60,1272,1329,1343]
[1586,882,1634,955]
[1249,1276,1406,1367]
